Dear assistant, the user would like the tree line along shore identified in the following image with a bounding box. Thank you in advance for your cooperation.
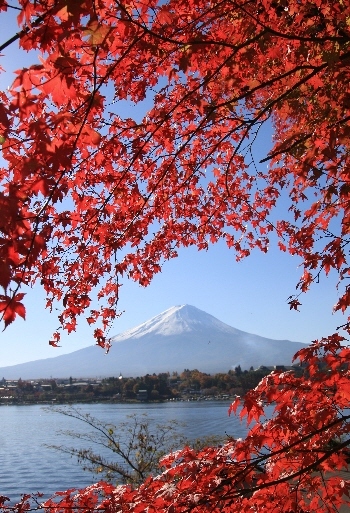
[0,364,302,405]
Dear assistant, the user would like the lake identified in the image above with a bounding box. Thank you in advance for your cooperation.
[0,401,273,503]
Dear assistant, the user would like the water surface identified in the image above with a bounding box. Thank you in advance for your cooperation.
[1,401,272,502]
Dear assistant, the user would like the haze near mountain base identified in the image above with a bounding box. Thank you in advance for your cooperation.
[0,305,307,379]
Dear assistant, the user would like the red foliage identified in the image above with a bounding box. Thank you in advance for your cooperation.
[1,0,350,342]
[1,0,350,511]
[0,293,25,329]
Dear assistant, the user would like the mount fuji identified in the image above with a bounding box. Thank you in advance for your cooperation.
[0,305,307,379]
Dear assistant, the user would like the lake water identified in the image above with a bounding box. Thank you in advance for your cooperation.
[0,401,272,503]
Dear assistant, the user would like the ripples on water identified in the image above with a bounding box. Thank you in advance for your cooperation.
[0,401,274,503]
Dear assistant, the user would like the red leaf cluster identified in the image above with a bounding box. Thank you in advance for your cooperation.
[0,0,349,342]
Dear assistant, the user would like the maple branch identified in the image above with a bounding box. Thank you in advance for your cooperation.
[197,414,350,507]
[4,3,22,11]
[1,26,149,329]
[231,0,350,44]
[48,14,337,294]
[261,114,350,164]
[0,10,49,52]
[85,22,281,255]
[78,43,248,249]
[231,436,350,501]
[114,0,268,51]
[259,132,312,164]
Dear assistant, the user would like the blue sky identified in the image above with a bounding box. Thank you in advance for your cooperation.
[1,239,345,367]
[0,6,347,367]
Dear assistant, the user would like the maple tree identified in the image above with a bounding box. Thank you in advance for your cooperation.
[0,0,349,344]
[1,0,350,511]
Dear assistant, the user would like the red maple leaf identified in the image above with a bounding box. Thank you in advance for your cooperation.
[0,293,26,329]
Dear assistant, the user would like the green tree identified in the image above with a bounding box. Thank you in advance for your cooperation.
[234,365,242,376]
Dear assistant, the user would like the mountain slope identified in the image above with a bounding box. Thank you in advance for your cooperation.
[0,305,307,379]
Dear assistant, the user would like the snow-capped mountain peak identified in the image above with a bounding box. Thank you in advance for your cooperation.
[0,305,307,379]
[112,304,238,341]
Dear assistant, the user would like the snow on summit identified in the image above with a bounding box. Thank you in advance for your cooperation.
[113,305,190,340]
[112,304,239,341]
